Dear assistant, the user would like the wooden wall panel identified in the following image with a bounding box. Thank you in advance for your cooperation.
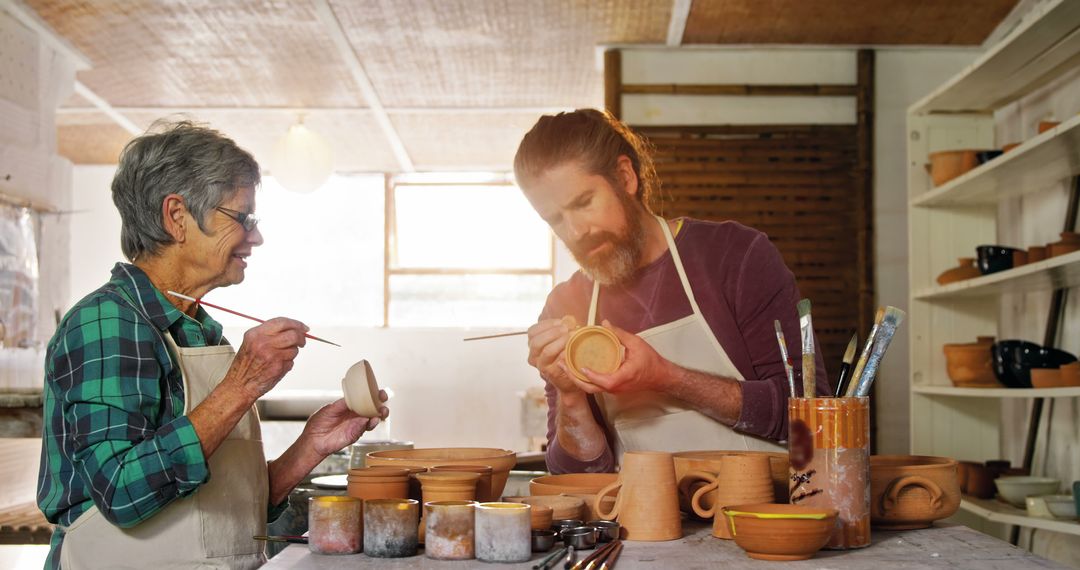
[639,125,862,378]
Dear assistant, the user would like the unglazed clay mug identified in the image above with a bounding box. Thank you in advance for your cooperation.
[687,454,774,539]
[594,451,682,541]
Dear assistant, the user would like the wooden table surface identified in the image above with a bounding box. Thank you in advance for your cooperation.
[264,520,1066,569]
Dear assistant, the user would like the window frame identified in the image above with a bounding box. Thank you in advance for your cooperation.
[382,173,555,327]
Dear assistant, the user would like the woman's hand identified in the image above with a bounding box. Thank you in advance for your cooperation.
[302,392,389,458]
[227,317,309,399]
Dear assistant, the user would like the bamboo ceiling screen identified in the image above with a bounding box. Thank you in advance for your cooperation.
[637,124,862,376]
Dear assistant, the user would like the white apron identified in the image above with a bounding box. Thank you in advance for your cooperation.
[59,326,268,570]
[594,215,785,459]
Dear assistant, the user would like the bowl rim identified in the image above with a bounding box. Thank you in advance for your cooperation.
[722,503,837,520]
[869,455,958,469]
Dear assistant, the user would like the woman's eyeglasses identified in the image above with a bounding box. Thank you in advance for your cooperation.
[215,207,260,232]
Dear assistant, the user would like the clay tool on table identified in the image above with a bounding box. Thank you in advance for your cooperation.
[851,306,906,397]
[845,307,885,397]
[563,545,576,570]
[833,332,859,397]
[463,315,578,342]
[773,320,796,398]
[166,291,341,347]
[253,535,307,544]
[797,299,815,398]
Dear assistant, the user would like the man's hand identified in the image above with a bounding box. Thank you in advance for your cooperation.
[301,393,389,458]
[579,320,675,394]
[528,315,590,396]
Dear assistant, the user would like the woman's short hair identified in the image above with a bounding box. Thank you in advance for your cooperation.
[513,108,659,212]
[111,120,260,261]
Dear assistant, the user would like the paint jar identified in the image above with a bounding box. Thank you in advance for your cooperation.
[424,500,477,560]
[475,502,531,563]
[363,499,420,557]
[788,397,870,549]
[307,496,362,555]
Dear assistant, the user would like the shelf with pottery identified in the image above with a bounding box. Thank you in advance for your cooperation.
[913,250,1080,300]
[910,0,1080,115]
[910,114,1080,209]
[959,496,1080,536]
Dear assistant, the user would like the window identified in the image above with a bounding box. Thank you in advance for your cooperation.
[209,174,385,327]
[207,173,553,329]
[387,174,554,327]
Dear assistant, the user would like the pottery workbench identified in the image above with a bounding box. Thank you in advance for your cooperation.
[263,520,1066,569]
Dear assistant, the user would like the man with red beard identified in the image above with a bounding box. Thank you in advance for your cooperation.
[515,109,829,473]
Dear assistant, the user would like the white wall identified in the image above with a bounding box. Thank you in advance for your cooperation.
[874,50,981,454]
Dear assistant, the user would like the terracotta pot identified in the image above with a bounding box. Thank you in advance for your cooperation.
[723,503,838,562]
[943,341,998,387]
[672,450,788,514]
[594,451,682,541]
[503,495,584,521]
[1028,246,1048,263]
[528,504,553,531]
[1031,368,1064,388]
[928,150,981,186]
[346,467,410,501]
[529,473,618,496]
[368,464,426,502]
[1038,121,1060,134]
[955,462,969,492]
[1060,362,1080,387]
[416,471,481,543]
[936,258,981,285]
[366,447,515,498]
[1013,250,1029,267]
[960,461,995,498]
[432,465,495,502]
[869,455,960,530]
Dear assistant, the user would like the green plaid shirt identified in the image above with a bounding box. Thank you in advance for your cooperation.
[38,263,285,568]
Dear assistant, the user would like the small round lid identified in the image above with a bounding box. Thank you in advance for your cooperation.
[565,326,624,382]
[342,359,381,417]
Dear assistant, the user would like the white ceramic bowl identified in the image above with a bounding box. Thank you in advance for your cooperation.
[1043,495,1077,519]
[994,477,1060,507]
[342,360,381,417]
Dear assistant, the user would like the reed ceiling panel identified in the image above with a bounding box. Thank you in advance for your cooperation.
[329,0,669,108]
[683,0,1018,45]
[390,111,542,171]
[26,0,367,108]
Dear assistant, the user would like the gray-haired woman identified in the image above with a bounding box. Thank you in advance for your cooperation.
[37,121,387,569]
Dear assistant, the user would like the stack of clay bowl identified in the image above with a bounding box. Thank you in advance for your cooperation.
[431,465,494,502]
[503,495,584,530]
[528,473,618,521]
[366,447,516,497]
[346,467,410,501]
[673,451,788,515]
[943,337,999,388]
[869,455,960,530]
[689,454,777,539]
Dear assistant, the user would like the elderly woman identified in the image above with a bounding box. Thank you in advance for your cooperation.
[37,121,385,569]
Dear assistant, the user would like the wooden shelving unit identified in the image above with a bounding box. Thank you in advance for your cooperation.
[907,0,1080,542]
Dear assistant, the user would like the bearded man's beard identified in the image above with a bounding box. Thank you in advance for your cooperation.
[568,191,647,286]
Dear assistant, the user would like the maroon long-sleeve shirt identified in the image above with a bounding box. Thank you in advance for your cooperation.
[541,218,829,473]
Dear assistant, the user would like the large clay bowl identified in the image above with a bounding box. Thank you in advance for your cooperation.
[723,503,837,562]
[366,448,516,498]
[673,450,788,512]
[869,455,960,530]
[529,473,618,496]
[943,341,998,387]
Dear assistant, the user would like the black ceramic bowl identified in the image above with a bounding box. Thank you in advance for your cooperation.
[993,340,1077,388]
[976,245,1021,275]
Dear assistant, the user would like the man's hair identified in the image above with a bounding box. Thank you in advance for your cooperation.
[513,109,659,212]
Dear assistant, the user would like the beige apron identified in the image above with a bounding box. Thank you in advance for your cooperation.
[59,330,268,570]
[594,215,785,459]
